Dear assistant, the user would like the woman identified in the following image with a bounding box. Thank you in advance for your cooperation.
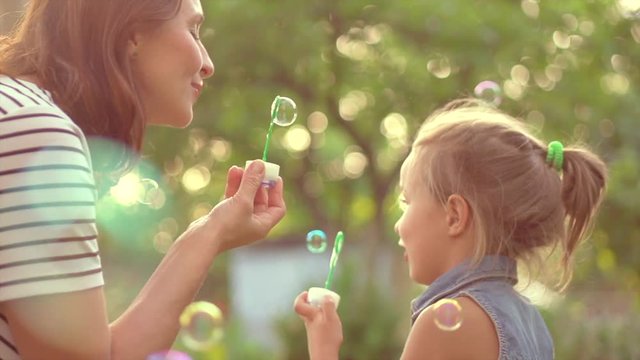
[0,0,286,358]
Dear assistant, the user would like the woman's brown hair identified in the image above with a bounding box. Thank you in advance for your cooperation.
[404,98,607,290]
[0,0,183,173]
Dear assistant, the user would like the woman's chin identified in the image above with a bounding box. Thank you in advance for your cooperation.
[148,113,193,128]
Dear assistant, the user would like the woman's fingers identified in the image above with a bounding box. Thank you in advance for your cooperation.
[224,166,243,198]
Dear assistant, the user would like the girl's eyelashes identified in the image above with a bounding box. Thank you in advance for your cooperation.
[398,195,409,211]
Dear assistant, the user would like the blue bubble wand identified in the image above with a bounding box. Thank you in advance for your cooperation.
[324,231,345,290]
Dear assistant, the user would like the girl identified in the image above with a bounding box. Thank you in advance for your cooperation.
[0,0,286,359]
[294,98,607,360]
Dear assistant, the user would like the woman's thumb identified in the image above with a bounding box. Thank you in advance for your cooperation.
[237,160,265,201]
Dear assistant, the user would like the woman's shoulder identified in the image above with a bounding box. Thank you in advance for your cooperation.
[400,296,499,360]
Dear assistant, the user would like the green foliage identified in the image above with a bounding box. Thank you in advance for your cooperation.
[542,294,640,359]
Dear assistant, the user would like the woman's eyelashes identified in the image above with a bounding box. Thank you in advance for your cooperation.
[190,28,200,40]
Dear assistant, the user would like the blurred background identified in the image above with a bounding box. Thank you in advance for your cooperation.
[2,0,639,359]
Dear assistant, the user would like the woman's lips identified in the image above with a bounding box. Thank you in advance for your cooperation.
[191,82,203,97]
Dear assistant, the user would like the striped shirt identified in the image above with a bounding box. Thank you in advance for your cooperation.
[0,75,104,359]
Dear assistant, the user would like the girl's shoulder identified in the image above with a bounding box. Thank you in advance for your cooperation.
[400,296,499,360]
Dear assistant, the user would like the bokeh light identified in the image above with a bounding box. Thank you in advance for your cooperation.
[306,229,328,253]
[179,301,225,351]
[283,125,311,153]
[181,165,211,193]
[343,148,368,179]
[339,90,369,120]
[109,174,163,208]
[427,54,452,79]
[432,298,463,331]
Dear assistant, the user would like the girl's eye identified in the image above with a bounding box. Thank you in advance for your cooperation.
[398,196,409,211]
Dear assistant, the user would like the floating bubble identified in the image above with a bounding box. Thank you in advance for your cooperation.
[432,298,463,331]
[306,229,328,254]
[473,80,502,106]
[271,96,298,126]
[179,301,224,351]
[138,178,162,206]
[146,350,192,360]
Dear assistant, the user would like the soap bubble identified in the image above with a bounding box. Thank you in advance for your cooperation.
[432,298,463,331]
[146,350,192,360]
[306,229,328,253]
[473,80,502,106]
[271,96,298,126]
[137,178,162,206]
[179,301,224,351]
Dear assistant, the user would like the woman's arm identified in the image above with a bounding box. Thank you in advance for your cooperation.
[2,161,286,359]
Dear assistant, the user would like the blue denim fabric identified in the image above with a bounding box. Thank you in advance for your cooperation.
[410,255,554,360]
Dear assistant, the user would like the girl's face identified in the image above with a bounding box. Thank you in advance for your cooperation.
[395,161,450,285]
[130,0,214,128]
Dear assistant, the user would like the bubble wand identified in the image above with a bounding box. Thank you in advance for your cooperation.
[262,95,297,162]
[324,231,344,290]
[248,95,297,184]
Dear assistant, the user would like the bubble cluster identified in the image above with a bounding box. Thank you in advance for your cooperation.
[432,298,463,331]
[306,229,328,253]
[473,80,502,106]
[271,96,298,126]
[179,301,224,351]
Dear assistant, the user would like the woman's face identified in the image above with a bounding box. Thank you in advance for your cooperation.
[130,0,214,128]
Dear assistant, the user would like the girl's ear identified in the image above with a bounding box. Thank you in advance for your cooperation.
[445,194,471,237]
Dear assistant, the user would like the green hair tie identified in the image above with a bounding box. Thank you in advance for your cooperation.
[546,140,564,171]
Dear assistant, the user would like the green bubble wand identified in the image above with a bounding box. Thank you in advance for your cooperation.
[262,96,281,161]
[324,231,345,290]
[261,95,297,162]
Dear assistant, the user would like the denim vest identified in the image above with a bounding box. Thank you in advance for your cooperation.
[410,255,554,360]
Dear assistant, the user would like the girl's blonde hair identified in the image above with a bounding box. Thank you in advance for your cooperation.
[406,99,607,290]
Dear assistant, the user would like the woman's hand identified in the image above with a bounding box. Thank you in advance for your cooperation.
[180,160,286,253]
[294,291,343,360]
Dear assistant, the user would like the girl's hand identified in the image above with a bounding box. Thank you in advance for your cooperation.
[294,291,343,360]
[180,160,286,253]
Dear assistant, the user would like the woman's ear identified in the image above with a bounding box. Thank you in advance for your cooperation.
[127,30,142,58]
[445,194,471,237]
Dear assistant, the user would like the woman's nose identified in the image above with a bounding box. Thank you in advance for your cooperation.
[200,49,214,79]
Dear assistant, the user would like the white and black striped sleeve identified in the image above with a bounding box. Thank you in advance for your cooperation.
[0,105,104,302]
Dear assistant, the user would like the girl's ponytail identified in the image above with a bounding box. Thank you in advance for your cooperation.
[558,147,607,287]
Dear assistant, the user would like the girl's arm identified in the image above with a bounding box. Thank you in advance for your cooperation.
[294,291,343,360]
[400,296,499,360]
